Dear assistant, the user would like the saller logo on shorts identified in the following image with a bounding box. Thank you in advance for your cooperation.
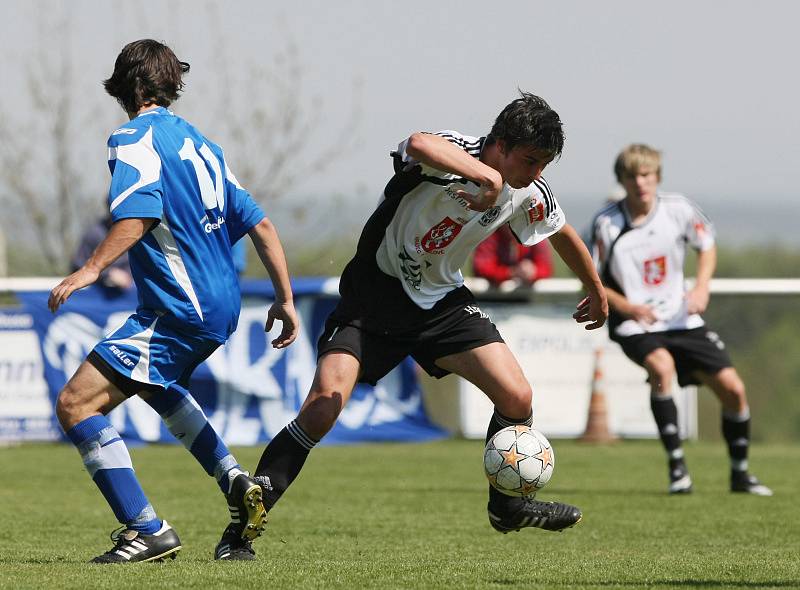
[421,217,462,253]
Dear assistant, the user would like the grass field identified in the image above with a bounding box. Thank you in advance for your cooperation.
[0,439,797,589]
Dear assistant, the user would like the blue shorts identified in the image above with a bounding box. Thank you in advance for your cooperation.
[90,311,220,395]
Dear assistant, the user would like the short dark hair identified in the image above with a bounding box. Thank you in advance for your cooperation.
[488,91,565,156]
[103,39,189,114]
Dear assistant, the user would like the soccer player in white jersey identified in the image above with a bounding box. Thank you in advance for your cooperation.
[251,92,608,534]
[591,143,772,496]
[48,40,299,563]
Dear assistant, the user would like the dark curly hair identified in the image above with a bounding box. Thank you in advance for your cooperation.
[103,39,190,114]
[487,91,565,156]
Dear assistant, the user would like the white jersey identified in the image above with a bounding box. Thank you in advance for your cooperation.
[373,130,566,309]
[591,193,715,338]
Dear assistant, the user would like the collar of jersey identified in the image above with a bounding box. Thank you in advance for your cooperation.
[621,194,660,228]
[137,106,173,118]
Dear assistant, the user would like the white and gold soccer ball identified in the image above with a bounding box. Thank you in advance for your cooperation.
[484,425,555,497]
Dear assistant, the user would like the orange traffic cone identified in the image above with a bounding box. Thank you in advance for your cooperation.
[580,348,618,443]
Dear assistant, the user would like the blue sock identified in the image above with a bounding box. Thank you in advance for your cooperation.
[66,415,161,534]
[146,384,243,494]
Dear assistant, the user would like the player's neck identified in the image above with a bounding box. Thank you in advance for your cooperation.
[623,196,655,224]
[480,142,504,182]
[128,103,160,120]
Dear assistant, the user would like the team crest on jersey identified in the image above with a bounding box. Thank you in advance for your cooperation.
[478,206,501,227]
[526,201,545,223]
[421,217,463,253]
[644,256,667,285]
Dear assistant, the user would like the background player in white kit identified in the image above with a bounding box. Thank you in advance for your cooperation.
[591,143,772,496]
[250,92,608,536]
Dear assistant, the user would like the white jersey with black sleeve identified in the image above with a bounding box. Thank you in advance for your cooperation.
[371,130,566,309]
[591,193,716,338]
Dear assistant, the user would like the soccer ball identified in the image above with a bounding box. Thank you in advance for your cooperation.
[484,425,555,497]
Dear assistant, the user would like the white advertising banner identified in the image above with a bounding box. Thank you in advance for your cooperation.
[0,312,60,441]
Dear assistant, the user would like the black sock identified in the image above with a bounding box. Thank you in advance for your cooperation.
[486,409,532,509]
[722,408,750,474]
[254,420,318,511]
[650,395,687,477]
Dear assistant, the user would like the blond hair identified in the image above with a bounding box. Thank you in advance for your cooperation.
[614,144,662,183]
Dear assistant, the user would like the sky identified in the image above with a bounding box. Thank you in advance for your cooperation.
[2,0,799,246]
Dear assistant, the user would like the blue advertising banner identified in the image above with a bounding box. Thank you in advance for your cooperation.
[11,281,446,445]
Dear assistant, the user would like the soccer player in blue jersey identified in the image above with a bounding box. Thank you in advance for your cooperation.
[48,39,299,563]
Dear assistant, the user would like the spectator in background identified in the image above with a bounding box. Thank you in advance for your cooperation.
[473,224,553,287]
[72,213,133,291]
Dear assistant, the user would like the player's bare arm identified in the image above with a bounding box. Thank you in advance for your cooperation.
[686,245,716,314]
[405,132,502,211]
[48,217,156,312]
[248,217,299,348]
[548,224,608,329]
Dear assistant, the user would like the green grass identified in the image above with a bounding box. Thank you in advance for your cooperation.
[0,440,798,589]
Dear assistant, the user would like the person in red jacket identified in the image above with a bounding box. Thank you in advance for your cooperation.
[473,224,554,287]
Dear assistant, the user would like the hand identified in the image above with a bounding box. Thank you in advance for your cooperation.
[685,285,710,315]
[455,171,503,212]
[572,293,608,330]
[626,303,658,324]
[265,301,299,349]
[455,184,501,212]
[48,267,100,312]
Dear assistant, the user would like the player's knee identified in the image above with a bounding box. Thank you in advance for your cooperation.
[644,350,675,390]
[498,382,533,419]
[55,386,84,429]
[719,372,747,408]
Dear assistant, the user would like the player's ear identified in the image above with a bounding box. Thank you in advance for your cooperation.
[496,139,509,156]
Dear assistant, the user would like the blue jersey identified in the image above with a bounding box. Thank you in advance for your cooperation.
[107,107,264,341]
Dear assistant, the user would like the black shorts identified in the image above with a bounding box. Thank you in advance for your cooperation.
[616,327,732,387]
[318,261,503,385]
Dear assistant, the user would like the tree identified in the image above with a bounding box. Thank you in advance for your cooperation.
[0,13,109,274]
[0,4,361,276]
